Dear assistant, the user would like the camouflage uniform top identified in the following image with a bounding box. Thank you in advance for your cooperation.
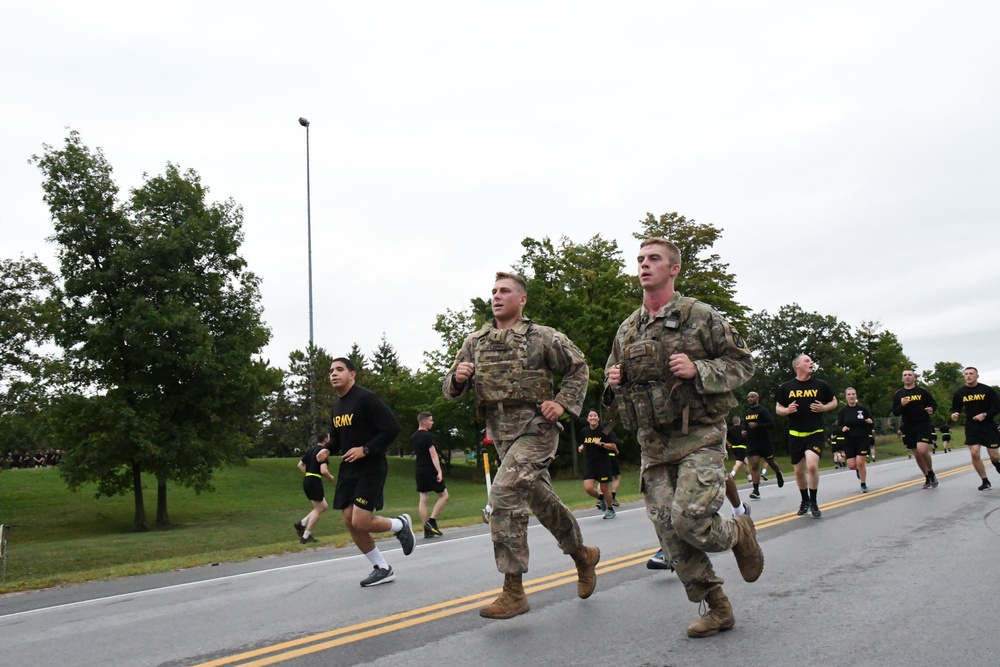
[604,293,754,462]
[443,316,589,442]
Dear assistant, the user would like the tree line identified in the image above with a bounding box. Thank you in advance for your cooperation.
[0,132,969,531]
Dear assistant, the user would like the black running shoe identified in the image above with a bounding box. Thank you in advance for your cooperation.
[748,490,761,500]
[929,472,939,489]
[300,535,318,544]
[596,498,607,511]
[775,469,784,488]
[810,503,821,519]
[796,501,809,516]
[979,480,992,491]
[360,566,395,587]
[396,514,415,555]
[424,520,443,537]
[293,521,305,537]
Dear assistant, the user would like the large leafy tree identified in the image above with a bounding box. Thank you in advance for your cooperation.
[0,255,58,457]
[32,131,275,530]
[634,212,749,333]
[922,361,965,420]
[846,321,914,417]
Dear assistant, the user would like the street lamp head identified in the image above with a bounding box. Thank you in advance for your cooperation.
[298,117,310,127]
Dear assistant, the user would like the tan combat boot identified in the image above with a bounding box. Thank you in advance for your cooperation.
[479,574,530,619]
[731,514,764,582]
[686,587,735,638]
[570,545,600,599]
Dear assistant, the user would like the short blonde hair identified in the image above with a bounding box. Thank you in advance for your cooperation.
[640,237,682,266]
[495,271,527,293]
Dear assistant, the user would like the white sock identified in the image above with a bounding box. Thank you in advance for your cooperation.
[732,502,747,517]
[303,529,311,538]
[364,547,389,570]
[389,518,404,533]
[301,515,311,525]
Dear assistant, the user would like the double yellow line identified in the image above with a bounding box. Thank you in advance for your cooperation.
[197,464,973,667]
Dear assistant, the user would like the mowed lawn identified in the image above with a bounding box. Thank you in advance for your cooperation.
[0,433,938,593]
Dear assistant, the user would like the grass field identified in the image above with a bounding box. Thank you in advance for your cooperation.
[0,433,942,593]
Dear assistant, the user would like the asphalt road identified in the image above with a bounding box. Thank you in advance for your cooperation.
[3,451,998,667]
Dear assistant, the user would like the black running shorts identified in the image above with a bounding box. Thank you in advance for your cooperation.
[415,466,447,494]
[333,471,386,512]
[965,421,1000,448]
[303,476,325,503]
[842,437,870,460]
[788,432,824,465]
[901,423,934,450]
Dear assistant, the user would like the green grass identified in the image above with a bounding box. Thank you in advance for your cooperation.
[0,433,945,593]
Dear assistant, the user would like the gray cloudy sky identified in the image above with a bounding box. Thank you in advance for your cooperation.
[3,2,999,387]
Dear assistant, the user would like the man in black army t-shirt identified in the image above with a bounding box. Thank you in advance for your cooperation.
[743,391,784,499]
[776,354,837,518]
[892,369,939,489]
[950,366,1000,490]
[326,357,414,587]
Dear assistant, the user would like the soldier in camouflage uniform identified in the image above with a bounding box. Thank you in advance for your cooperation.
[604,238,763,638]
[443,271,600,620]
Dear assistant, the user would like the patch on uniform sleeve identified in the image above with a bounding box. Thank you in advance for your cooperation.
[732,330,746,348]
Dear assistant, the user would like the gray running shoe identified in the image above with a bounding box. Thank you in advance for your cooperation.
[395,514,415,555]
[603,508,616,520]
[360,566,395,587]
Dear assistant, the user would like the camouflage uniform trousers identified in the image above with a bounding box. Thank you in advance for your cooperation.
[490,420,584,575]
[641,424,739,603]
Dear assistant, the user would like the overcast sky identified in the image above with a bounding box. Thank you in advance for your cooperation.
[3,2,999,389]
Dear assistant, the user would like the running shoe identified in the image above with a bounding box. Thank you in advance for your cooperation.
[930,472,939,489]
[360,566,395,587]
[596,498,607,511]
[748,490,761,500]
[646,549,673,571]
[796,500,810,516]
[979,479,992,491]
[774,469,784,488]
[424,519,443,536]
[300,535,317,544]
[761,471,768,482]
[395,514,415,555]
[860,483,868,493]
[293,521,305,537]
[612,498,620,507]
[603,508,616,520]
[922,477,931,490]
[482,506,492,523]
[810,503,821,519]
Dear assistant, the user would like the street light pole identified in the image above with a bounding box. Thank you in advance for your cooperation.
[298,117,316,435]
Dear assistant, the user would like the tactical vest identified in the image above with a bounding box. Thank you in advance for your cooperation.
[612,297,735,433]
[472,319,554,418]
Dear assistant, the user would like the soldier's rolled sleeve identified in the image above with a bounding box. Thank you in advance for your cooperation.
[549,333,589,418]
[692,311,755,395]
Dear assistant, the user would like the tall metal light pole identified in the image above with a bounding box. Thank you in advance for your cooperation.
[298,117,316,435]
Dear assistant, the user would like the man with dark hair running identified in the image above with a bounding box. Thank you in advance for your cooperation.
[776,354,837,518]
[743,391,784,499]
[950,366,1000,490]
[412,412,449,537]
[327,357,414,587]
[892,369,939,489]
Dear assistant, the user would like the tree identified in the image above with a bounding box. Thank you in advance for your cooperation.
[922,361,964,419]
[0,255,58,457]
[32,131,274,530]
[847,321,914,417]
[634,212,749,333]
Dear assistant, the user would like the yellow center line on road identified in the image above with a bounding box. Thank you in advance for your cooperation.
[194,464,974,666]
